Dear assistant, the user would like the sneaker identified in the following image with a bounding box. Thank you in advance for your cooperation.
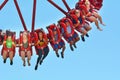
[86,34,89,37]
[56,54,59,58]
[10,60,13,65]
[81,35,85,42]
[40,60,43,65]
[23,61,26,67]
[35,65,38,70]
[3,59,6,63]
[73,43,77,48]
[61,52,64,59]
[70,46,74,51]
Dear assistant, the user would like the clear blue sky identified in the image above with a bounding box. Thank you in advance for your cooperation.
[0,0,120,80]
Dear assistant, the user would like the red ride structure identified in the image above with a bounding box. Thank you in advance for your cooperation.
[0,0,105,69]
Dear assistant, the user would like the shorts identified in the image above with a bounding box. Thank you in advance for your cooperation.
[67,32,78,42]
[76,25,86,33]
[53,40,65,50]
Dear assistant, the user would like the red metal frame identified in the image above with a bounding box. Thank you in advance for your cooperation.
[31,0,37,32]
[14,0,27,31]
[0,0,8,10]
[47,0,67,15]
[62,0,71,11]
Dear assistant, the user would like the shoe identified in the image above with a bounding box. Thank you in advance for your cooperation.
[73,43,77,48]
[35,65,38,70]
[40,60,43,65]
[70,46,74,51]
[27,61,31,66]
[10,60,13,65]
[3,59,6,63]
[56,54,59,58]
[86,34,89,37]
[28,62,31,66]
[23,61,26,67]
[61,52,64,59]
[81,35,85,42]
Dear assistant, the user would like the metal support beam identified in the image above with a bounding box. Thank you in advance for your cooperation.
[14,0,27,31]
[31,0,37,32]
[0,0,8,10]
[47,0,67,15]
[62,0,71,11]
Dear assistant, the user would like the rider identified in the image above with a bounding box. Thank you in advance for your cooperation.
[47,25,66,58]
[35,29,49,70]
[19,31,32,66]
[2,32,16,65]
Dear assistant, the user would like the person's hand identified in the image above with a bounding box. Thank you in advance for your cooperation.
[29,43,31,46]
[3,41,6,45]
[83,15,86,19]
[20,44,23,46]
[12,42,16,47]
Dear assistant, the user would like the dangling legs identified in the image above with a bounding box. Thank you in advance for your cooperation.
[21,51,26,66]
[35,49,42,70]
[55,49,59,58]
[61,45,65,58]
[73,32,80,48]
[87,16,102,31]
[27,51,31,66]
[53,44,59,57]
[9,51,14,65]
[78,27,88,42]
[69,41,74,51]
[40,46,49,65]
[84,23,92,37]
[93,12,106,26]
[3,50,7,63]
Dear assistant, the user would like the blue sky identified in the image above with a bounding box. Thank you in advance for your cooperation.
[0,0,120,80]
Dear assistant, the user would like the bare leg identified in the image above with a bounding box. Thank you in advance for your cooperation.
[61,45,66,58]
[87,16,102,31]
[93,12,106,26]
[21,51,26,66]
[27,51,31,66]
[9,51,14,65]
[79,28,88,42]
[3,50,7,63]
[70,41,74,51]
[84,24,92,32]
[55,49,59,57]
[73,36,80,48]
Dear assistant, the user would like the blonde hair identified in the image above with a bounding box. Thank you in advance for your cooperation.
[23,31,28,36]
[23,31,28,41]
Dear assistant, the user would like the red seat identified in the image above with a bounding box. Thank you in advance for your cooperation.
[1,31,16,57]
[89,0,103,10]
[34,29,49,55]
[47,24,61,44]
[59,18,75,42]
[0,30,4,45]
[19,31,32,57]
[47,24,65,50]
